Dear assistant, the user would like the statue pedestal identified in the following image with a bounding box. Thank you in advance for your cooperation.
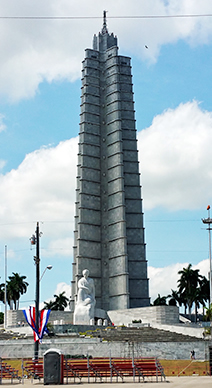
[73,303,95,325]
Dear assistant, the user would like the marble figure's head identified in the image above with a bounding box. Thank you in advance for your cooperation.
[82,269,89,278]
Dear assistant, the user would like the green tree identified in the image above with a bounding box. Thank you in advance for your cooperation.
[0,312,4,324]
[177,264,202,318]
[153,294,167,306]
[191,276,209,322]
[167,290,183,307]
[53,292,69,311]
[6,280,16,310]
[205,304,212,322]
[199,276,210,311]
[6,273,28,310]
[44,300,56,310]
[193,287,204,322]
[44,292,69,311]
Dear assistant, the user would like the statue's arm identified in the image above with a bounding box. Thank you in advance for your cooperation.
[80,285,90,291]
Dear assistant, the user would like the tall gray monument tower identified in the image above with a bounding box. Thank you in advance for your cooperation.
[71,12,150,313]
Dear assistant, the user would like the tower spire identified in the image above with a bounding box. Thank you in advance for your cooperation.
[102,10,108,34]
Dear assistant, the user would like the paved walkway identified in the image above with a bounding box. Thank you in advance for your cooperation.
[1,376,212,387]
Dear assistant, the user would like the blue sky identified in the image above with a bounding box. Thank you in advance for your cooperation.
[0,0,212,311]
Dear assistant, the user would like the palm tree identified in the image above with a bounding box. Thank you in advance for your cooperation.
[53,292,69,311]
[205,304,212,322]
[167,289,183,307]
[44,300,56,310]
[7,273,28,310]
[177,264,202,318]
[193,288,204,322]
[153,294,167,306]
[44,292,69,311]
[199,276,210,311]
[191,276,209,321]
[6,280,16,310]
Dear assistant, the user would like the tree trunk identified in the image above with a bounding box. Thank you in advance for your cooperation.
[195,303,197,323]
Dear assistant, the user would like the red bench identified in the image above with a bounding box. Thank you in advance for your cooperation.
[0,360,21,383]
[23,359,43,379]
[134,358,165,381]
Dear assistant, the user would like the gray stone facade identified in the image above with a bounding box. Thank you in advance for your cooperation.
[0,337,209,361]
[71,14,149,312]
[108,305,180,326]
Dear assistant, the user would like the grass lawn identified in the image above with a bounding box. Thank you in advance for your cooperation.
[160,359,210,376]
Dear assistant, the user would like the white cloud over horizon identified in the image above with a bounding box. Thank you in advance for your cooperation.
[0,137,78,253]
[0,100,212,244]
[0,0,212,101]
[50,258,210,306]
[0,97,210,310]
[149,259,209,302]
[138,101,212,210]
[1,99,210,305]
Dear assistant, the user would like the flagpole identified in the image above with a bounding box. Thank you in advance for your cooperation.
[202,206,212,307]
[34,222,40,360]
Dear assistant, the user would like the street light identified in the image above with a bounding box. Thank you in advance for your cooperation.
[202,205,212,308]
[30,224,53,360]
[40,265,53,282]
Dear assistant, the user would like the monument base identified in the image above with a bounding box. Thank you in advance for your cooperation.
[73,307,109,326]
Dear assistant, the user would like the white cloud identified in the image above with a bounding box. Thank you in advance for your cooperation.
[149,259,209,303]
[54,282,72,299]
[48,258,209,307]
[138,101,212,210]
[0,0,211,101]
[0,114,6,132]
[0,137,78,251]
[39,282,71,310]
[0,112,8,169]
[0,98,211,306]
[0,101,212,252]
[42,237,73,258]
[54,282,72,311]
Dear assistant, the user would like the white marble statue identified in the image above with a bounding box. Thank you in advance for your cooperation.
[73,269,96,325]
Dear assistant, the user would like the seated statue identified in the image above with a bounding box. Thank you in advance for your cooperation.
[73,269,96,325]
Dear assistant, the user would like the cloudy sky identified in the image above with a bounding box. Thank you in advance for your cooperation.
[0,0,212,311]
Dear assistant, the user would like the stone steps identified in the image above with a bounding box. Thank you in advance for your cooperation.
[85,326,202,343]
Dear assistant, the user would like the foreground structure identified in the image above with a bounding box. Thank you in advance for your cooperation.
[71,12,149,313]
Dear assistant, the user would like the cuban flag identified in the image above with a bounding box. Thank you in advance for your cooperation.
[39,309,51,341]
[23,307,50,343]
[23,306,39,342]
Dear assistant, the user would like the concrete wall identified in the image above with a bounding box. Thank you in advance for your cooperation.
[108,305,179,326]
[7,309,108,328]
[0,336,209,361]
[7,310,74,328]
[7,306,178,328]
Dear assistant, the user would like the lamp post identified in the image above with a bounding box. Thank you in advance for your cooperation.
[31,223,53,360]
[40,265,53,282]
[33,222,40,361]
[202,205,212,309]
